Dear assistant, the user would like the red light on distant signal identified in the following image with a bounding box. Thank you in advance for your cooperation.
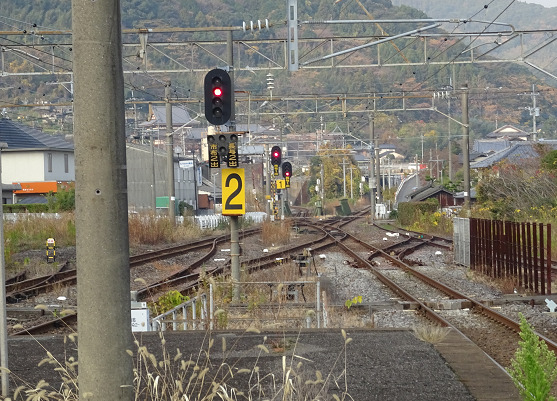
[213,87,222,96]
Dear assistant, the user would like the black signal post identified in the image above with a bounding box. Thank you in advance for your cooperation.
[204,69,232,126]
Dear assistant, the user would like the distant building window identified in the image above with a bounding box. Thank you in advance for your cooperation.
[64,154,69,173]
[48,153,53,172]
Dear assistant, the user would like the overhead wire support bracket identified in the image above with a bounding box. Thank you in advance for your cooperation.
[300,23,442,66]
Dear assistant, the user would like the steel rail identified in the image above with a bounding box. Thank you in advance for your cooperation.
[337,228,557,353]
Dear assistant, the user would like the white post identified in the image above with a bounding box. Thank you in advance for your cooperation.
[316,279,321,328]
[210,284,214,330]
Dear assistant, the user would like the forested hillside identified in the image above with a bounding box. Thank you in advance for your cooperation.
[392,0,557,30]
[2,0,557,149]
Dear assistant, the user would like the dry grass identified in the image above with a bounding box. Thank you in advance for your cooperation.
[4,328,353,401]
[465,270,522,295]
[412,324,451,344]
[128,212,211,246]
[261,219,292,246]
[198,261,321,331]
[4,213,76,270]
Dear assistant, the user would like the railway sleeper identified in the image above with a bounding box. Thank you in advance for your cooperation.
[397,299,473,311]
[7,307,46,321]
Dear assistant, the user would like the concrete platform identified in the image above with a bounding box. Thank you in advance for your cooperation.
[6,328,520,400]
[435,329,520,401]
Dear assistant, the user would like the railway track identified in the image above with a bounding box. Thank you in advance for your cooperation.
[10,212,557,360]
[6,228,261,304]
[321,226,557,360]
[10,214,368,335]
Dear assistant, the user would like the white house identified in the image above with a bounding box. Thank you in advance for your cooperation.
[0,118,75,204]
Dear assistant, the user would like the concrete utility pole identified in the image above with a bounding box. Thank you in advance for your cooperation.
[151,133,157,211]
[264,144,271,215]
[227,31,241,303]
[369,117,376,222]
[375,131,381,204]
[530,84,539,141]
[72,0,134,400]
[461,84,471,212]
[166,82,175,222]
[0,144,8,397]
[447,81,453,181]
[341,158,348,198]
[349,166,354,199]
[320,163,325,213]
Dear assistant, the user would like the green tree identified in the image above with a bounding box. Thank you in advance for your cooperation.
[508,313,557,401]
[46,188,75,212]
[541,150,557,171]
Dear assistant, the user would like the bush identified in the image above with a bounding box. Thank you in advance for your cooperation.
[508,313,557,401]
[397,199,439,226]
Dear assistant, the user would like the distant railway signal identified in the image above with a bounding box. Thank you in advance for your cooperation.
[282,161,292,188]
[271,145,281,176]
[282,161,292,178]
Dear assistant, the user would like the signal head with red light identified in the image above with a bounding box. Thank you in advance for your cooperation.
[282,161,292,178]
[204,69,232,125]
[270,146,282,166]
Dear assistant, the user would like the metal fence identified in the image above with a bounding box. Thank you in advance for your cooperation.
[150,281,324,331]
[151,293,209,331]
[193,212,268,229]
[454,218,552,295]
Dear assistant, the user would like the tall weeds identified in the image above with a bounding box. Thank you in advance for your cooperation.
[4,328,353,401]
[261,219,291,246]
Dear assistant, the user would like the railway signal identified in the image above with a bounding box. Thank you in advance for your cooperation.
[270,145,281,176]
[282,161,292,188]
[207,133,239,168]
[204,68,232,125]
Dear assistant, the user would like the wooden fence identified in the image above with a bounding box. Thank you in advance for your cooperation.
[470,218,552,295]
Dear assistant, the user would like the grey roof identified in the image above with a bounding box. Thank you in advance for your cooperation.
[17,195,48,204]
[470,141,557,169]
[454,188,477,199]
[486,124,530,139]
[239,145,265,155]
[407,182,434,199]
[410,185,454,202]
[0,118,74,150]
[473,139,511,154]
[140,106,198,127]
[353,154,368,162]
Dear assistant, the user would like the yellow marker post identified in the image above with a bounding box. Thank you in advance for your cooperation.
[222,168,246,216]
[46,238,56,263]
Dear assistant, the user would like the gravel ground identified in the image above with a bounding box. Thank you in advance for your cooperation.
[9,221,557,336]
[8,219,555,399]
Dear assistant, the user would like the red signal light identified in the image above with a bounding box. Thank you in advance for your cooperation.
[285,171,290,177]
[273,151,279,157]
[213,87,222,97]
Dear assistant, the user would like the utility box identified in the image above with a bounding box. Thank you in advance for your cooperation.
[375,203,387,219]
[339,198,351,216]
[131,301,150,332]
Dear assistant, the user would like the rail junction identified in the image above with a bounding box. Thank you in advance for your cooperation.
[4,212,557,399]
